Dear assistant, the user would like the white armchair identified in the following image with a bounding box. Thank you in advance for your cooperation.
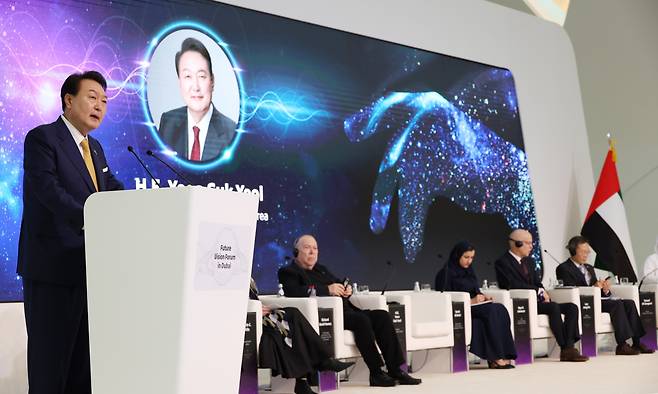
[385,290,454,373]
[255,296,320,393]
[259,295,320,331]
[385,291,455,351]
[508,287,581,360]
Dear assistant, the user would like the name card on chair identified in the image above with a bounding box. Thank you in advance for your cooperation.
[451,301,468,372]
[639,292,657,350]
[579,295,596,357]
[317,308,338,392]
[239,312,258,394]
[389,304,407,357]
[512,298,532,364]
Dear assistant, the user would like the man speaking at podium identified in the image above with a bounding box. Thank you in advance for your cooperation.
[18,71,124,393]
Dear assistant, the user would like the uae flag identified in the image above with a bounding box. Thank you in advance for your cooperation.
[581,143,637,281]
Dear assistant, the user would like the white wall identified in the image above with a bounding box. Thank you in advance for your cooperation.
[487,0,658,278]
[564,0,658,274]
[2,0,595,390]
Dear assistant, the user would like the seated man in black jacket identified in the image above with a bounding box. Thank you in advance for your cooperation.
[556,236,654,355]
[278,234,421,387]
[495,229,588,362]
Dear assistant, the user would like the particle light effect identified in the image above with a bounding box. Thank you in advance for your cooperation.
[0,3,150,300]
[344,78,540,264]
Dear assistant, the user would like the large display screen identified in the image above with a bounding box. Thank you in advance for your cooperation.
[0,0,542,301]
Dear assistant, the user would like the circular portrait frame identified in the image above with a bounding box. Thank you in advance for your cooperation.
[142,22,244,170]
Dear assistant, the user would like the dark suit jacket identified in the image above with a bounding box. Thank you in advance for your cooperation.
[278,262,359,312]
[158,105,236,161]
[495,252,543,291]
[556,259,609,297]
[17,117,123,285]
[278,262,338,298]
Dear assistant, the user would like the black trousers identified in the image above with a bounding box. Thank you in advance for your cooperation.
[22,279,91,394]
[259,307,331,378]
[537,301,580,349]
[602,299,645,345]
[343,309,405,373]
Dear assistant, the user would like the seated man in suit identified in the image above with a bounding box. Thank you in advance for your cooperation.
[158,37,236,162]
[556,235,654,355]
[495,229,588,362]
[278,235,421,387]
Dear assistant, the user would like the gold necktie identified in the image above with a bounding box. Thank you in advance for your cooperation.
[80,139,98,191]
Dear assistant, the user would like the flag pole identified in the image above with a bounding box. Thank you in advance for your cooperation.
[607,132,616,162]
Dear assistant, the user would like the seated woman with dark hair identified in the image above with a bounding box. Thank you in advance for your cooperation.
[249,279,353,394]
[435,241,517,369]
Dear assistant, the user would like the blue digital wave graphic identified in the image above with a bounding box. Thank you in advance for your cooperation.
[242,91,330,126]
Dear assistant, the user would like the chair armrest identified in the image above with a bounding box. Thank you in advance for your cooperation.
[611,285,640,313]
[445,291,469,304]
[260,296,320,330]
[349,294,388,310]
[547,287,580,305]
[482,288,514,321]
[548,287,581,333]
[481,288,514,338]
[385,291,412,305]
[509,289,537,302]
[247,299,262,313]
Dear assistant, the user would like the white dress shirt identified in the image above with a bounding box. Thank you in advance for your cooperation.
[61,115,88,158]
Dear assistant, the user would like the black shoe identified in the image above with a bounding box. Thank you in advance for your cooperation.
[616,343,640,356]
[294,379,317,394]
[560,347,589,361]
[632,343,656,354]
[388,369,422,385]
[369,371,396,387]
[488,360,508,369]
[319,358,355,372]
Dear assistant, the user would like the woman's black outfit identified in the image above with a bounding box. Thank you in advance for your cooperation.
[435,242,517,363]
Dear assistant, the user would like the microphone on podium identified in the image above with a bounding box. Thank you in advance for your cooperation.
[146,150,193,185]
[127,146,160,188]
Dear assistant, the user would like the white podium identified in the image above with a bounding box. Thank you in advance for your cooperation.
[84,186,259,394]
